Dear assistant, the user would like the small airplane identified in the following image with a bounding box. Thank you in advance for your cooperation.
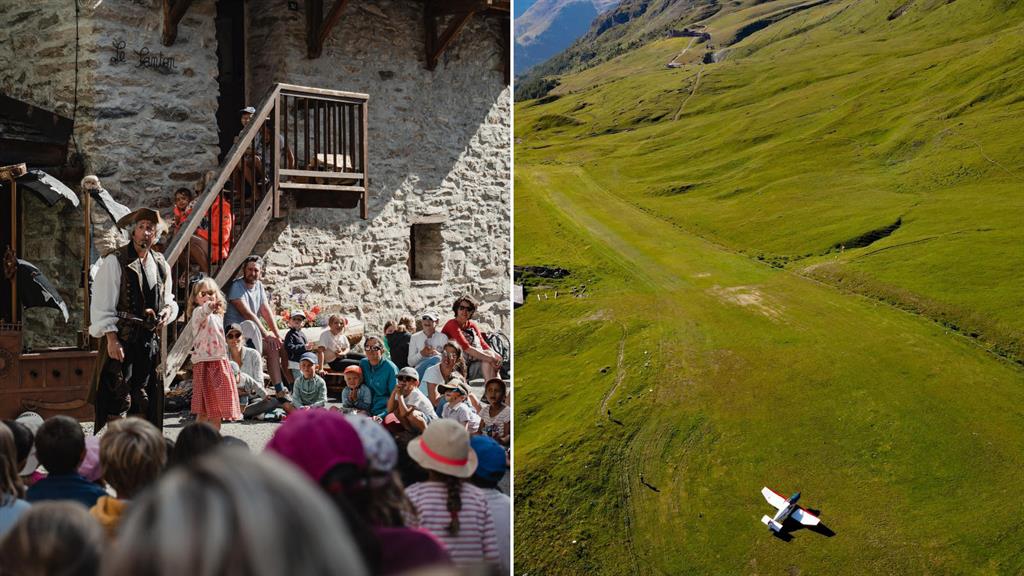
[760,487,820,533]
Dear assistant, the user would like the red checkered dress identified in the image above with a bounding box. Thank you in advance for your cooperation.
[191,359,242,422]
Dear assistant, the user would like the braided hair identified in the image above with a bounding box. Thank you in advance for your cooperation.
[444,474,463,536]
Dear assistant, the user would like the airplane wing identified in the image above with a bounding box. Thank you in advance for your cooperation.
[791,508,820,526]
[761,487,788,510]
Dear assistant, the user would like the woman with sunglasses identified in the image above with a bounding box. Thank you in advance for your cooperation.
[359,335,398,419]
[441,295,503,381]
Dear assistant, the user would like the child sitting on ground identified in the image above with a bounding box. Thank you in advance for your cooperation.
[478,378,510,446]
[284,311,315,381]
[284,352,327,413]
[386,367,437,434]
[340,365,372,413]
[438,376,481,433]
[91,418,166,538]
[188,278,242,431]
[25,416,106,508]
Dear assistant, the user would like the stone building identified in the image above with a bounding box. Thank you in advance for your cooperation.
[0,0,510,415]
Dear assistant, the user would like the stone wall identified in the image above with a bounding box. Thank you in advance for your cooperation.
[2,1,219,347]
[247,0,511,336]
[3,0,510,347]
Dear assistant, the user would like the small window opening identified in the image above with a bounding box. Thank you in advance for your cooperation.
[409,223,443,281]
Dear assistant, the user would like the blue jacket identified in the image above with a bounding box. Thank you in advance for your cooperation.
[26,473,107,509]
[360,357,397,417]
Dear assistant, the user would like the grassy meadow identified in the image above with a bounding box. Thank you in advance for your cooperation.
[514,0,1024,573]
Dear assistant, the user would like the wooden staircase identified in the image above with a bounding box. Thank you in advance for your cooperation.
[160,83,369,388]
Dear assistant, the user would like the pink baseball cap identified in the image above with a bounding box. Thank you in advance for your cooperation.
[266,409,366,482]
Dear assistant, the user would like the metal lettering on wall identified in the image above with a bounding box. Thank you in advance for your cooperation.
[108,39,178,74]
[110,39,126,65]
[135,47,178,74]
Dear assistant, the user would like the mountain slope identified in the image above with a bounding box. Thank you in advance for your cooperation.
[515,0,619,76]
[515,0,1024,573]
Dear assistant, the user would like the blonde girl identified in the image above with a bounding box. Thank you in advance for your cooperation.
[188,278,242,430]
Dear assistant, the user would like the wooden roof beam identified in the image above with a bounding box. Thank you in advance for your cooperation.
[161,0,194,46]
[424,3,474,71]
[307,0,353,59]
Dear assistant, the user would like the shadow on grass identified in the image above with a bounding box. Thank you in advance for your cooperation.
[771,510,836,542]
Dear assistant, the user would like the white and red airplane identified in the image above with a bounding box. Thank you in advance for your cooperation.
[760,487,821,532]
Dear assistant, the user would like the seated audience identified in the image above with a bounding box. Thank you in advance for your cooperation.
[0,502,103,576]
[318,314,362,372]
[341,366,372,414]
[386,367,437,434]
[284,311,314,380]
[267,410,451,575]
[408,312,448,380]
[90,418,166,538]
[102,447,367,576]
[287,352,328,412]
[441,295,502,381]
[406,419,500,567]
[423,342,468,410]
[470,435,511,574]
[26,416,106,508]
[169,422,222,469]
[223,255,287,397]
[360,336,398,418]
[438,376,482,432]
[0,424,29,536]
[386,317,414,370]
[479,378,511,446]
[2,418,36,488]
[12,413,43,487]
[226,322,264,383]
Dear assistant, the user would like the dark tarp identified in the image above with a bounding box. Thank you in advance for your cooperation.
[17,259,69,322]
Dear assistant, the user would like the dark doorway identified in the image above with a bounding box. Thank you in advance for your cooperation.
[215,0,246,162]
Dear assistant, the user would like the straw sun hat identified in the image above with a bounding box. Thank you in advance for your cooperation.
[407,419,477,478]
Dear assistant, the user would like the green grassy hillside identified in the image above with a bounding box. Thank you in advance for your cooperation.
[515,0,1024,573]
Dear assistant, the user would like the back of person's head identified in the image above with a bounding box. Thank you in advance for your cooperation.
[398,316,416,334]
[1,420,33,470]
[0,501,103,576]
[102,448,369,576]
[34,416,84,475]
[100,418,166,499]
[469,436,507,490]
[169,422,221,468]
[0,424,25,503]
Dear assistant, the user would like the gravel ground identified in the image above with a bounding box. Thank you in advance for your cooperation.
[80,382,509,493]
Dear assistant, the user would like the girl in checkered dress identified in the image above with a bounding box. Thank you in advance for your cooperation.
[188,278,242,430]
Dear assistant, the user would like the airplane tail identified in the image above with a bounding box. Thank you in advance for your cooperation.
[761,515,783,532]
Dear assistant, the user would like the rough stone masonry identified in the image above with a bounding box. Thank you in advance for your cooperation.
[1,0,510,347]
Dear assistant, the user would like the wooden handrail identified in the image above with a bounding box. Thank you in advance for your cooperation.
[158,82,370,388]
[164,84,281,266]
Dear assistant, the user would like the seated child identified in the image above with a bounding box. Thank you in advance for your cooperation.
[386,367,437,434]
[284,311,315,381]
[26,416,106,508]
[230,361,280,419]
[91,418,166,538]
[340,365,372,413]
[283,352,327,413]
[478,378,510,446]
[438,376,481,432]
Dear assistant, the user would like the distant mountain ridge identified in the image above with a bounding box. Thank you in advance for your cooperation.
[515,0,720,99]
[515,0,620,76]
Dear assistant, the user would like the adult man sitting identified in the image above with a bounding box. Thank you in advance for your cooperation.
[441,295,502,381]
[407,312,448,380]
[89,208,177,432]
[223,255,286,396]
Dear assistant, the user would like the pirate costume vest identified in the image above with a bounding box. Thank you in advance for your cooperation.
[90,243,169,432]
